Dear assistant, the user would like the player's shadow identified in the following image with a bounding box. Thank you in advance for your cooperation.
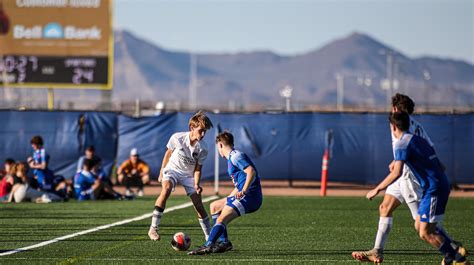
[238,249,438,256]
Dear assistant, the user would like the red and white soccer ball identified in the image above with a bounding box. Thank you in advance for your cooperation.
[171,232,191,251]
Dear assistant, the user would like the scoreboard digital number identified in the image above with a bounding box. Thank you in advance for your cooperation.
[0,55,109,86]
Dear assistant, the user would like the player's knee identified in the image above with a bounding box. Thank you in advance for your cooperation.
[210,201,218,213]
[160,184,172,196]
[379,203,391,216]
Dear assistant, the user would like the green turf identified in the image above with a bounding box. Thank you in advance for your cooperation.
[0,196,473,264]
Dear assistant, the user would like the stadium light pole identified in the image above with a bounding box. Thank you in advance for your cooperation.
[279,85,293,112]
[188,53,197,110]
[423,69,431,112]
[335,73,344,111]
[380,49,394,111]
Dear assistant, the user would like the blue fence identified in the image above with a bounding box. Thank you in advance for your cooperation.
[1,110,472,184]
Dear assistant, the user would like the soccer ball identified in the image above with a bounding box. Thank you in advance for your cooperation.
[171,232,191,251]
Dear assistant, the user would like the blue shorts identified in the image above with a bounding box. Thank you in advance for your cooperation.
[418,189,450,223]
[226,192,262,216]
[76,193,94,201]
[34,169,55,192]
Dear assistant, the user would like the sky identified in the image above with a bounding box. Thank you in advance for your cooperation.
[115,0,473,64]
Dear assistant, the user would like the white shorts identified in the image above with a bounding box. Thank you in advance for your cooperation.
[162,169,196,196]
[385,167,422,204]
[13,184,43,202]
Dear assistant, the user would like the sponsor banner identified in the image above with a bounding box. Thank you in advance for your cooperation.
[0,0,112,88]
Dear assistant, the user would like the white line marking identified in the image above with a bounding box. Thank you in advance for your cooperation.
[0,195,219,257]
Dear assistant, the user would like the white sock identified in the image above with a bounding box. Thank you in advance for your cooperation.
[374,217,393,251]
[199,216,211,240]
[406,201,419,220]
[151,210,163,229]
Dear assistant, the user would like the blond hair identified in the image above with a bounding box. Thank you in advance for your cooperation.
[189,111,213,130]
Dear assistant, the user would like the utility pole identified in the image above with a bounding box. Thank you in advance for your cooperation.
[335,73,344,111]
[188,53,197,110]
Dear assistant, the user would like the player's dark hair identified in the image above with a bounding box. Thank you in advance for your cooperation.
[389,112,410,132]
[30,135,43,146]
[86,146,95,152]
[83,159,95,170]
[216,131,234,147]
[391,93,415,114]
[4,158,15,165]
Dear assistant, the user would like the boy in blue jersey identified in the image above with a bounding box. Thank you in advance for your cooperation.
[27,135,55,192]
[366,112,468,265]
[188,131,263,255]
[74,159,100,201]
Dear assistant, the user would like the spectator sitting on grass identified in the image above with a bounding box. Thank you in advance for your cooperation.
[74,159,125,201]
[27,135,55,192]
[0,158,16,201]
[76,146,102,173]
[8,162,62,203]
[117,148,150,197]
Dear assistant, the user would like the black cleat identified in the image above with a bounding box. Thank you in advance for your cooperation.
[212,241,233,253]
[187,245,213,255]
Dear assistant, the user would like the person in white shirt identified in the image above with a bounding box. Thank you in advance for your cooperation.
[352,94,465,263]
[148,111,213,241]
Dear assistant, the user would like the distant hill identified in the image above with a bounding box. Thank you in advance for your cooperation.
[111,30,474,110]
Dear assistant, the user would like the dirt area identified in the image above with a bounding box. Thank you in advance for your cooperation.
[114,180,474,198]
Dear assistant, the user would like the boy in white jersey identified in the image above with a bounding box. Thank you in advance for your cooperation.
[352,94,465,263]
[148,111,213,241]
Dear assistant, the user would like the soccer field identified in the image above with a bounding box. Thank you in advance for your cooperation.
[0,196,473,264]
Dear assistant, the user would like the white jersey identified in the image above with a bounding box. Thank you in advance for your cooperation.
[391,116,433,156]
[164,132,208,176]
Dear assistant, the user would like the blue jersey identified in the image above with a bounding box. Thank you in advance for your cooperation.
[32,148,54,191]
[74,171,96,200]
[227,149,262,195]
[33,148,50,166]
[394,133,450,195]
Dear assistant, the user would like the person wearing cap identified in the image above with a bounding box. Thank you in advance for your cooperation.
[117,148,150,197]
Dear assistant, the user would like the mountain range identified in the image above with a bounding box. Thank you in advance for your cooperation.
[111,30,474,111]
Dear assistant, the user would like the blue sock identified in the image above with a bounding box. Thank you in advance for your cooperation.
[436,226,455,248]
[205,223,226,247]
[439,237,458,261]
[212,213,228,242]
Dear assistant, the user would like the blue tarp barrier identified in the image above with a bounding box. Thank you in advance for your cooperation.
[0,111,82,178]
[1,110,473,184]
[83,112,118,177]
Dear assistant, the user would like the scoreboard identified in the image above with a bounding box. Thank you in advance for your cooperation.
[0,0,113,89]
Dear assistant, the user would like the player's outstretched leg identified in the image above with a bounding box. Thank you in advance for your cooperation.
[188,206,239,255]
[416,218,469,265]
[148,180,173,241]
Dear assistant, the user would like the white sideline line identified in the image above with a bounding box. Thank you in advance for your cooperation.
[0,195,219,257]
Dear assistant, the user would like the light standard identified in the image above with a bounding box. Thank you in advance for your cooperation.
[335,73,344,111]
[279,85,293,112]
[423,69,431,111]
[380,49,395,111]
